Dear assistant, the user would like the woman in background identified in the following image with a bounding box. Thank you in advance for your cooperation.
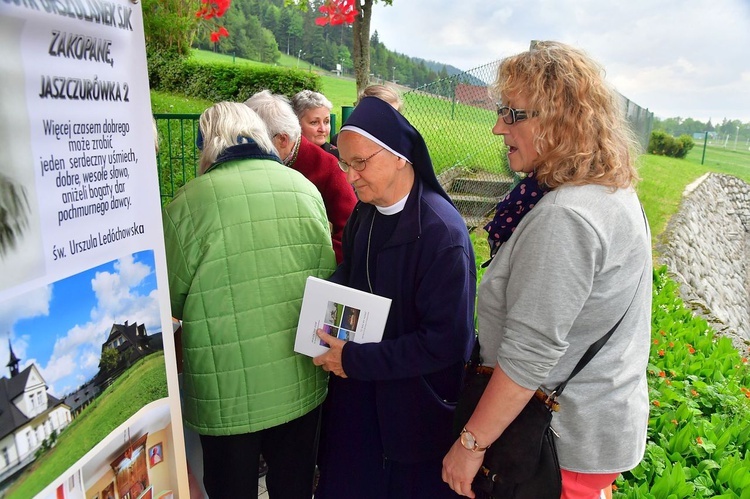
[358,84,403,112]
[291,89,339,157]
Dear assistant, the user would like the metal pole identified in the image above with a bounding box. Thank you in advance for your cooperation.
[701,131,708,165]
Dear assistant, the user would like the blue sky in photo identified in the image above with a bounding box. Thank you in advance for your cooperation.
[0,250,162,398]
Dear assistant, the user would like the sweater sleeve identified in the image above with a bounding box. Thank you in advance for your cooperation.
[497,204,600,390]
[342,243,475,380]
[162,205,192,321]
[320,164,357,264]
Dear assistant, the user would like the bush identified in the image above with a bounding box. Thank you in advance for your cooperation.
[148,56,321,102]
[648,130,695,159]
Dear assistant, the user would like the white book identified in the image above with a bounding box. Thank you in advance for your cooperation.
[294,276,392,358]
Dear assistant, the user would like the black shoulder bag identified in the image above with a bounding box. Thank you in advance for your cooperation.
[453,271,646,499]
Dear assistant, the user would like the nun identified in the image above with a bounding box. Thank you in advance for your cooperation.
[313,97,476,498]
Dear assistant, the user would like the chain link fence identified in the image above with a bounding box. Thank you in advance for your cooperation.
[400,61,511,229]
[400,60,653,229]
[154,59,653,230]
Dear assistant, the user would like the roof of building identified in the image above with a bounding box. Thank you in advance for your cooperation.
[0,365,67,440]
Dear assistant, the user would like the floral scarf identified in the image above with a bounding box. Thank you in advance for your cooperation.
[482,171,548,267]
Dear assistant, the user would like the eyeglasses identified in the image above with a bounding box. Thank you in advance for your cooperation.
[496,105,538,125]
[338,147,385,173]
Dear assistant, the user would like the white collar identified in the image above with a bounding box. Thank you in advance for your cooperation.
[376,193,409,215]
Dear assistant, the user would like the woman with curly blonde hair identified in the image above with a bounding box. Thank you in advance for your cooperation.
[442,41,651,499]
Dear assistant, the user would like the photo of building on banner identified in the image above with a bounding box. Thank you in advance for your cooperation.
[0,1,188,498]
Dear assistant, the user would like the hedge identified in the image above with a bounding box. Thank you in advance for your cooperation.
[147,51,321,102]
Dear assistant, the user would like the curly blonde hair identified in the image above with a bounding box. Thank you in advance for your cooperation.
[490,41,640,189]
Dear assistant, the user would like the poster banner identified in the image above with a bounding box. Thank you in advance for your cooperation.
[0,1,188,498]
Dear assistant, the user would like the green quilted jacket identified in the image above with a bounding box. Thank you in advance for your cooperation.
[163,156,336,435]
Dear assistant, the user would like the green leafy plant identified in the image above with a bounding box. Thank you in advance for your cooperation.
[614,266,750,498]
[148,57,321,102]
[648,130,695,159]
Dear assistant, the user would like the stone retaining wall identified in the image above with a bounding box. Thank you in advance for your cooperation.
[658,173,750,356]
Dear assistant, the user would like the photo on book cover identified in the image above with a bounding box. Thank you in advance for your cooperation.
[319,303,359,346]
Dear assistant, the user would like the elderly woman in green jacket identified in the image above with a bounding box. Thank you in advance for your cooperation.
[162,102,336,498]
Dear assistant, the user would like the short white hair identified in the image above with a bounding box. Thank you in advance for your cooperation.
[291,89,333,118]
[198,101,276,175]
[244,90,301,143]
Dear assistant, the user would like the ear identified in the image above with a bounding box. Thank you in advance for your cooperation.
[394,155,408,171]
[275,133,290,150]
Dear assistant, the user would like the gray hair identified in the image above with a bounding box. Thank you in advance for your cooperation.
[291,90,333,118]
[244,90,301,144]
[198,101,276,175]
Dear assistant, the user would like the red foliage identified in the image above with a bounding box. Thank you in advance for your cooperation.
[196,0,231,43]
[316,0,358,26]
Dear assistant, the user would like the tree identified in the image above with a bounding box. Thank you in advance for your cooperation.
[143,0,231,57]
[142,0,198,56]
[287,0,394,95]
[100,347,120,372]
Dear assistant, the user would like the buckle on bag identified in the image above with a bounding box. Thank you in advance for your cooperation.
[534,389,560,412]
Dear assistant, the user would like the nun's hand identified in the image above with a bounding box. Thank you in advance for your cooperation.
[313,329,348,378]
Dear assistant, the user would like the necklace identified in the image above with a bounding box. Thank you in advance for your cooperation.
[366,213,375,293]
[284,137,301,166]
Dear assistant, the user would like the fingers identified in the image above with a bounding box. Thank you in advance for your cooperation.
[316,328,331,346]
[442,442,479,498]
[316,329,345,349]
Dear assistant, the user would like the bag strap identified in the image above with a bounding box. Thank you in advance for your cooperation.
[550,298,629,397]
[551,206,650,397]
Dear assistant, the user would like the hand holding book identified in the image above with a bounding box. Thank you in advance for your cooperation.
[312,330,348,378]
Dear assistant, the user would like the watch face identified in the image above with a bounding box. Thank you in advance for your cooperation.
[460,430,476,450]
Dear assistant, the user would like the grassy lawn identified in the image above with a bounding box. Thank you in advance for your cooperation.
[636,145,750,252]
[150,90,212,114]
[687,142,750,182]
[150,53,750,240]
[6,353,168,499]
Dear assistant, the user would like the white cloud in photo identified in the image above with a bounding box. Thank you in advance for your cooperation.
[0,285,52,368]
[35,255,160,397]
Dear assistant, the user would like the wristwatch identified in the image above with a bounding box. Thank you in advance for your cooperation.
[460,427,490,452]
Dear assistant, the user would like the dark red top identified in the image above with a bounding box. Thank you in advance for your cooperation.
[289,136,357,263]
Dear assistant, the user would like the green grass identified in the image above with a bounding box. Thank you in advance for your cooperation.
[158,50,358,134]
[686,142,750,182]
[404,92,507,175]
[150,89,212,114]
[636,145,750,253]
[6,353,168,499]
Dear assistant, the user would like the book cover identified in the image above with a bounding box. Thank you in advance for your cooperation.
[294,277,392,357]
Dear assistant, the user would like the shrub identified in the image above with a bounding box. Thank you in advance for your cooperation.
[148,57,321,102]
[648,130,695,159]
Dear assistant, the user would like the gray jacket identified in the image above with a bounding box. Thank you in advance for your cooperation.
[478,183,651,473]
